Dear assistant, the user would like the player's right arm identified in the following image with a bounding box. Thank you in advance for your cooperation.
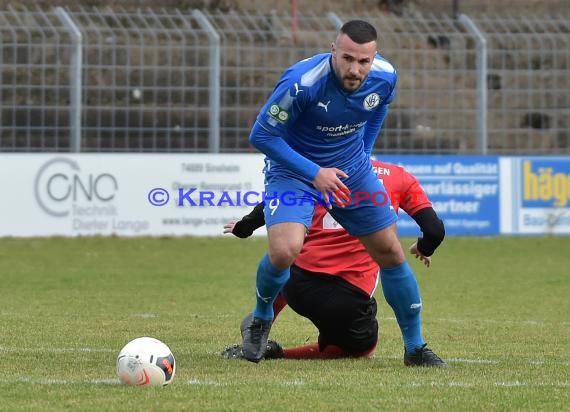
[250,122,347,205]
[249,70,319,180]
[249,67,347,205]
[223,202,266,238]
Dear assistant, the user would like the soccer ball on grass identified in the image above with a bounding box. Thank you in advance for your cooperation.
[116,337,176,386]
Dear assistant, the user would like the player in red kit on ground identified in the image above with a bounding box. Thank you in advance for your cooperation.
[222,160,447,367]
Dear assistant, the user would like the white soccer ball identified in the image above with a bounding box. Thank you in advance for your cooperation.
[116,337,176,387]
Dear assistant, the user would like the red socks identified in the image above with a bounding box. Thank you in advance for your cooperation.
[283,343,376,359]
[272,294,288,318]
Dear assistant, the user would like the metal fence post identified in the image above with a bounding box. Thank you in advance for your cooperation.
[192,10,220,153]
[54,7,82,153]
[327,12,343,29]
[459,14,488,154]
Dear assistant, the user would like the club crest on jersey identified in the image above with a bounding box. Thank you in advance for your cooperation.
[363,93,381,110]
[268,103,290,123]
[323,212,343,230]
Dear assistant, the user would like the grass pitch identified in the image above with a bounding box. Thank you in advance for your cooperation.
[0,235,569,411]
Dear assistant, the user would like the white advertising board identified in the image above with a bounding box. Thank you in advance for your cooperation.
[0,154,267,237]
[1,154,568,237]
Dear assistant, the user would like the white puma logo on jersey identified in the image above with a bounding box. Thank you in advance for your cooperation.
[293,83,303,96]
[317,100,331,112]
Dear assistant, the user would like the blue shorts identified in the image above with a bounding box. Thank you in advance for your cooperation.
[263,166,397,237]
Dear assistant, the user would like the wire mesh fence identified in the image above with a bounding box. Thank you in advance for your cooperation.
[73,8,213,152]
[0,7,74,151]
[357,12,478,153]
[477,15,570,153]
[0,6,568,154]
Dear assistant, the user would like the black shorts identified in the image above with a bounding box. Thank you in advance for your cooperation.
[281,264,378,353]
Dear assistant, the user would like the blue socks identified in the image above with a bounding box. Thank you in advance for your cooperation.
[253,254,290,321]
[380,261,425,353]
[252,256,425,351]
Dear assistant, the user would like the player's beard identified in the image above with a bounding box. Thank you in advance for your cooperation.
[342,75,363,92]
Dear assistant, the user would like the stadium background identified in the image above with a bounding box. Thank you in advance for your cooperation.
[0,0,568,154]
[0,0,568,238]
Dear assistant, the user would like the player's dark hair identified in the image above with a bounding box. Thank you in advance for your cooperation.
[339,20,378,44]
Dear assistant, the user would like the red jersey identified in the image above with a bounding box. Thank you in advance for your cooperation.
[294,161,431,297]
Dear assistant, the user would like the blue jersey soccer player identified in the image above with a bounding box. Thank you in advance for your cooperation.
[242,20,427,364]
[223,160,447,367]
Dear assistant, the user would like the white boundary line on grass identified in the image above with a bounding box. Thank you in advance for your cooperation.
[0,347,116,353]
[2,346,569,367]
[376,316,570,327]
[2,312,569,327]
[0,377,121,385]
[380,354,501,364]
[1,377,569,388]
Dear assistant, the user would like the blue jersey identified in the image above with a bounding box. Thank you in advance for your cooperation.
[252,53,397,182]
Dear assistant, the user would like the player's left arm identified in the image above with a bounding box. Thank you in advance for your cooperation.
[410,207,445,258]
[399,172,445,262]
[362,67,397,156]
[362,104,389,157]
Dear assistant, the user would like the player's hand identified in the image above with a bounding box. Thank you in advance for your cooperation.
[312,168,349,209]
[223,219,257,238]
[410,242,431,267]
[223,221,237,234]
